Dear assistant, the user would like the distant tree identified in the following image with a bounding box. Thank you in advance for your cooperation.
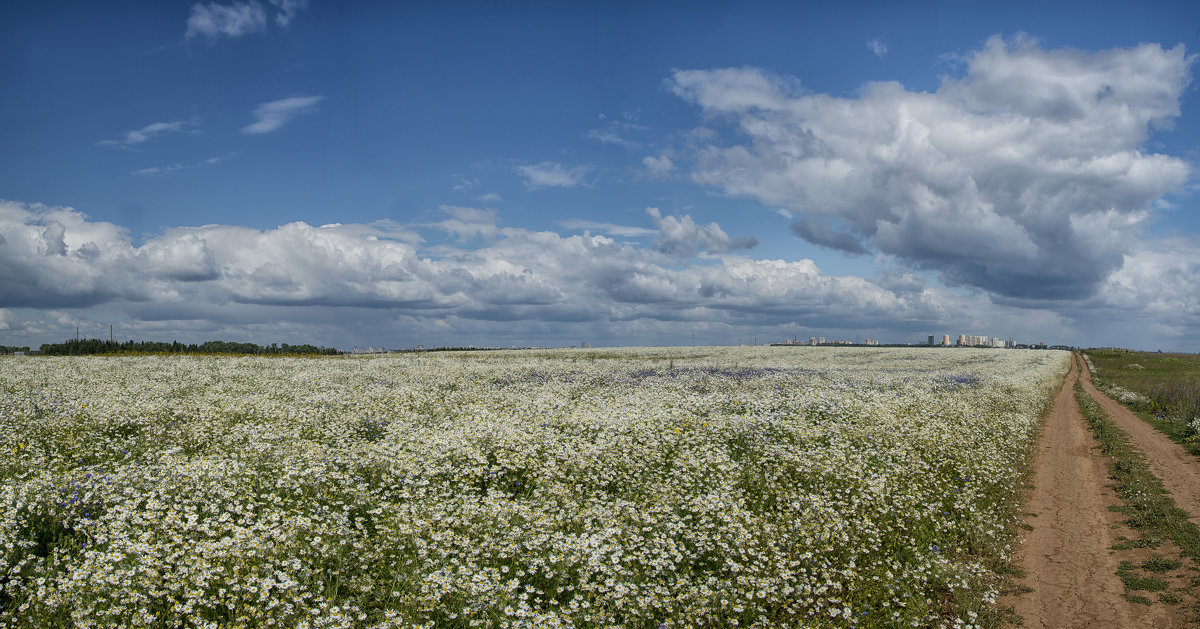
[37,339,341,356]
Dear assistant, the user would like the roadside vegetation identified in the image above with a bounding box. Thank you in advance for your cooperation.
[1084,349,1200,455]
[1074,374,1200,616]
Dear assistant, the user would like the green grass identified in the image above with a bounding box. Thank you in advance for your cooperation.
[1143,556,1184,573]
[1118,565,1168,592]
[1074,372,1200,615]
[1087,349,1200,386]
[1085,349,1200,456]
[1075,380,1200,556]
[1160,591,1183,605]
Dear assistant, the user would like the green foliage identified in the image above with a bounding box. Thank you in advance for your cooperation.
[1160,591,1183,605]
[37,338,340,356]
[1120,573,1168,592]
[1142,555,1183,573]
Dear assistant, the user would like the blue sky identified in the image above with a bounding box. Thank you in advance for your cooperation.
[3,1,1199,351]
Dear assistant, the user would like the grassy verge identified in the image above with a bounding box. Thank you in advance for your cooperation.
[1134,411,1200,458]
[1074,378,1200,616]
[1084,349,1200,456]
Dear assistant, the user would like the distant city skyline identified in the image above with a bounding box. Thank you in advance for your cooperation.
[3,2,1199,352]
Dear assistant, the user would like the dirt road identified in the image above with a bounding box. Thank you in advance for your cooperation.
[1077,360,1200,526]
[1007,356,1175,627]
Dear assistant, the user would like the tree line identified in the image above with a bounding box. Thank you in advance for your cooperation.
[35,339,341,356]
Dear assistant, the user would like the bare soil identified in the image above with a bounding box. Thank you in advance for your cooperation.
[1005,356,1177,627]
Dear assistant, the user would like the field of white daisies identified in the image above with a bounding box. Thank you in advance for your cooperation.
[0,347,1069,628]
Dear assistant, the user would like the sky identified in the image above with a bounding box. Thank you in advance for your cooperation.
[2,1,1200,352]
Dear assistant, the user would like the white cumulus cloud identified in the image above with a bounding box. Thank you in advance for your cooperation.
[0,200,961,344]
[646,207,757,257]
[669,36,1195,301]
[3,197,1192,350]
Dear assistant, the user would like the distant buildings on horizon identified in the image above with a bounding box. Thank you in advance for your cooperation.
[358,333,1067,353]
[772,333,1061,350]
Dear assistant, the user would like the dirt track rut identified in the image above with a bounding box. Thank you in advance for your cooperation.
[1077,360,1200,527]
[1007,356,1175,627]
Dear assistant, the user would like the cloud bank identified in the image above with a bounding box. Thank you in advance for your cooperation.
[3,195,1194,349]
[0,200,963,346]
[669,36,1195,301]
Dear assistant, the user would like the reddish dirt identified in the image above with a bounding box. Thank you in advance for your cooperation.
[1078,360,1200,526]
[1005,356,1176,627]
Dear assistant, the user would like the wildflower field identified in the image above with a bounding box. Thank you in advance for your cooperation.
[0,347,1069,628]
